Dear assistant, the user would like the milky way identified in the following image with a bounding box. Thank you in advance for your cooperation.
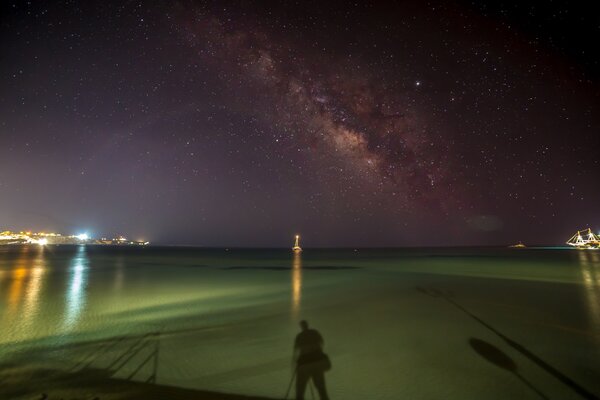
[180,12,453,211]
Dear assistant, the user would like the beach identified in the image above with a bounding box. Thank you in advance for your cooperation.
[0,245,598,399]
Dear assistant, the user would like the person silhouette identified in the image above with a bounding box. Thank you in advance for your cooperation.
[293,320,330,400]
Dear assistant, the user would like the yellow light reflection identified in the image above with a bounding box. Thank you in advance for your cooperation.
[0,246,48,343]
[6,247,30,319]
[291,252,302,318]
[22,246,47,327]
[578,251,600,348]
[63,246,89,329]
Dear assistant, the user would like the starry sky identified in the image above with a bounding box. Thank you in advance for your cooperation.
[0,0,598,247]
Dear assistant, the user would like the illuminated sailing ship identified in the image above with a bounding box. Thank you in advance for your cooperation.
[566,228,600,249]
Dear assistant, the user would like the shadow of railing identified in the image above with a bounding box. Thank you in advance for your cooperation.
[64,330,161,385]
[68,335,128,372]
[0,328,279,400]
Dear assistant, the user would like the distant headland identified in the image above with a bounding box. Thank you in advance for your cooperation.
[0,230,149,246]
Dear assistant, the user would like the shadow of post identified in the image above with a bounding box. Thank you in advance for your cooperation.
[469,337,549,399]
[417,286,599,400]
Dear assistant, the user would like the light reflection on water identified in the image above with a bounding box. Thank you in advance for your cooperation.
[291,252,302,319]
[114,256,124,291]
[63,245,89,330]
[7,247,30,317]
[23,247,47,327]
[1,246,48,342]
[577,251,600,346]
[1,247,599,354]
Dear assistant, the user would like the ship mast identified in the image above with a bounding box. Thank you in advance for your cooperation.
[566,228,600,248]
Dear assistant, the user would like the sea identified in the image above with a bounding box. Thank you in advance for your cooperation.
[0,245,599,399]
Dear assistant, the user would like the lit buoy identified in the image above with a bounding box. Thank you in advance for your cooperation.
[292,235,302,252]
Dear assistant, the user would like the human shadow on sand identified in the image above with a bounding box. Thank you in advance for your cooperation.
[417,286,599,400]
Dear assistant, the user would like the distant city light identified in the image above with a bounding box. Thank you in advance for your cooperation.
[0,230,149,246]
[29,237,49,246]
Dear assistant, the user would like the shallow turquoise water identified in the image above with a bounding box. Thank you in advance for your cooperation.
[0,245,599,399]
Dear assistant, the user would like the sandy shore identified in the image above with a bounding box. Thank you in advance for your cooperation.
[1,364,279,400]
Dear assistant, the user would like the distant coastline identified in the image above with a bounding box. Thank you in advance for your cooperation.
[0,230,149,247]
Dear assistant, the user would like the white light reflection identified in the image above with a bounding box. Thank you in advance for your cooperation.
[577,251,600,349]
[291,252,302,318]
[114,257,124,291]
[63,246,89,329]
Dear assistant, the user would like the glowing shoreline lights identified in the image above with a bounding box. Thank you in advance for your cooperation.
[76,233,89,241]
[0,230,149,246]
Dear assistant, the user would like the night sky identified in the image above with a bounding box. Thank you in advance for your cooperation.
[1,1,598,247]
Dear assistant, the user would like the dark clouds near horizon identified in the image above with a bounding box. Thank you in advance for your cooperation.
[0,0,598,246]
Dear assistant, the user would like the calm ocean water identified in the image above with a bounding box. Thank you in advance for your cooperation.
[0,245,599,399]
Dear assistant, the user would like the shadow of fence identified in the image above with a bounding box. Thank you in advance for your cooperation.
[0,327,279,400]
